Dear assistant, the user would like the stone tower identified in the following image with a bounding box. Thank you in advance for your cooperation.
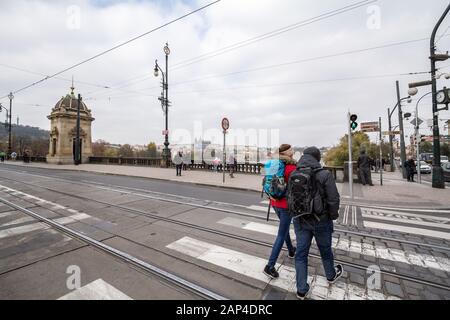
[46,85,95,164]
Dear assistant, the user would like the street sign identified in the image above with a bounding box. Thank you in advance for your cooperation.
[221,117,230,131]
[410,117,423,127]
[382,131,401,136]
[360,121,380,132]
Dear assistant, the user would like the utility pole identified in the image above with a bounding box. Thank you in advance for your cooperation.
[75,94,81,165]
[8,92,13,159]
[379,117,383,186]
[430,4,450,189]
[164,43,170,167]
[347,112,353,199]
[396,81,407,178]
[387,107,394,172]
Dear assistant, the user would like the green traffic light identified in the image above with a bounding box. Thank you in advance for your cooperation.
[351,122,358,130]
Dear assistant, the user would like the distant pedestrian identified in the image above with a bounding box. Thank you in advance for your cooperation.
[262,144,297,279]
[11,152,17,161]
[357,149,373,186]
[228,153,236,178]
[0,151,5,162]
[288,146,342,300]
[23,151,30,163]
[213,157,220,173]
[174,151,183,176]
[405,157,416,182]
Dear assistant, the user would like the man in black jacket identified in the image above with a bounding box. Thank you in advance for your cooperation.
[357,149,373,186]
[293,147,343,300]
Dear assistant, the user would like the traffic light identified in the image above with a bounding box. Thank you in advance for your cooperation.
[350,114,358,131]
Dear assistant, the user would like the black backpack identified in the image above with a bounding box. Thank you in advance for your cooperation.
[287,167,327,220]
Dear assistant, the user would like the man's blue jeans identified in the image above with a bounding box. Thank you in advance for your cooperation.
[293,217,336,294]
[267,207,295,268]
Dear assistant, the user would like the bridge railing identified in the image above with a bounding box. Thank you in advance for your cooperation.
[88,156,344,179]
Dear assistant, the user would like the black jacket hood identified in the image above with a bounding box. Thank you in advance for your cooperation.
[297,153,322,169]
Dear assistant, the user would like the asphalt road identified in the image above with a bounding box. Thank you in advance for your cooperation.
[0,164,449,300]
[0,163,263,207]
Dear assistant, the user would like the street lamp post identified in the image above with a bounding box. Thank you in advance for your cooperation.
[154,43,171,167]
[387,96,411,172]
[413,91,433,184]
[7,92,13,159]
[396,81,408,178]
[429,3,450,189]
[75,94,82,165]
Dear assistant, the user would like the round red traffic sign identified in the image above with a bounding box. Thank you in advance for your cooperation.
[221,117,230,131]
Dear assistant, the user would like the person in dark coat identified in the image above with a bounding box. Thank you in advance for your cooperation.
[405,157,416,182]
[357,149,373,186]
[174,151,183,176]
[292,147,342,299]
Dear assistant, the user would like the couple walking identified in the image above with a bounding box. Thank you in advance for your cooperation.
[263,144,342,300]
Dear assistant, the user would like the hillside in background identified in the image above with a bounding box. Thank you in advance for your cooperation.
[0,124,49,156]
[0,123,49,140]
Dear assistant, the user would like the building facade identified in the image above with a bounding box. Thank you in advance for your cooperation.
[46,86,94,164]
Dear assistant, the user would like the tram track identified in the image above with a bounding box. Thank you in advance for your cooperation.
[0,168,448,252]
[0,195,227,300]
[0,176,449,293]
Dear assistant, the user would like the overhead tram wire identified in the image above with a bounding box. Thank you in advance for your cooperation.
[90,33,447,101]
[170,0,378,71]
[86,70,433,101]
[83,0,377,98]
[0,0,221,100]
[0,63,111,90]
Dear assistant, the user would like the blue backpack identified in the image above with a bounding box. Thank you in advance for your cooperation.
[262,159,287,200]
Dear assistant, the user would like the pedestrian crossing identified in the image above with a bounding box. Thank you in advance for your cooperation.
[0,185,98,240]
[246,200,360,227]
[361,207,450,240]
[341,205,358,226]
[216,217,450,273]
[247,199,450,240]
[166,236,400,300]
[58,279,132,300]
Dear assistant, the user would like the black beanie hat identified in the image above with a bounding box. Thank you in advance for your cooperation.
[303,146,321,162]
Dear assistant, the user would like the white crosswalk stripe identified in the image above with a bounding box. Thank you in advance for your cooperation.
[167,236,400,300]
[217,217,450,273]
[361,207,450,240]
[58,279,132,300]
[0,185,97,240]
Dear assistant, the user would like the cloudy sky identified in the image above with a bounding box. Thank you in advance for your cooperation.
[0,0,449,149]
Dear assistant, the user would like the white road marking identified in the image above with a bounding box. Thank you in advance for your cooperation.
[0,222,49,239]
[343,205,349,225]
[218,217,450,273]
[166,237,399,300]
[58,279,132,300]
[219,217,296,239]
[352,206,357,226]
[53,213,92,225]
[361,213,450,230]
[0,211,16,218]
[361,207,450,223]
[0,216,34,227]
[363,221,450,241]
[0,212,92,240]
[247,205,269,212]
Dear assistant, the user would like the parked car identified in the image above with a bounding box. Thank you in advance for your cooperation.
[419,161,432,174]
[442,162,450,182]
[441,155,449,164]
